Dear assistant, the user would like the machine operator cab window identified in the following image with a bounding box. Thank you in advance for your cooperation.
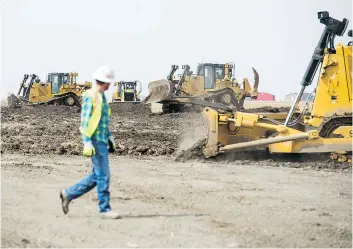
[63,74,69,84]
[122,82,135,93]
[47,73,62,94]
[51,74,60,94]
[215,66,225,80]
[197,64,225,89]
[69,73,77,85]
[204,65,215,89]
[125,82,135,90]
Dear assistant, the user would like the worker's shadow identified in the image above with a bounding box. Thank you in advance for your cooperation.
[121,213,208,219]
[66,213,208,219]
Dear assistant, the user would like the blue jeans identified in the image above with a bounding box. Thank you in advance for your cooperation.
[65,140,111,213]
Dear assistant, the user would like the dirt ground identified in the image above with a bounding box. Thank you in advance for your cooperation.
[1,154,351,248]
[1,104,352,247]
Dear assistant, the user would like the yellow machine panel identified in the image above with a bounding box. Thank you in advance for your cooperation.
[310,44,352,120]
[28,83,52,103]
[182,76,206,96]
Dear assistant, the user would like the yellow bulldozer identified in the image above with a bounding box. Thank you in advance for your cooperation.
[200,11,352,162]
[112,81,141,103]
[143,62,259,113]
[8,72,91,108]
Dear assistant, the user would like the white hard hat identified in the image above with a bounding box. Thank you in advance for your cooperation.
[92,66,115,84]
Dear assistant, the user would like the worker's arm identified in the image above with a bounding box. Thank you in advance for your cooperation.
[81,94,93,143]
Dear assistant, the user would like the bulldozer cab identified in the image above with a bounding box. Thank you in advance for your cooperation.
[194,63,234,89]
[113,81,140,102]
[166,63,236,94]
[47,72,78,94]
[122,81,137,101]
[123,82,136,92]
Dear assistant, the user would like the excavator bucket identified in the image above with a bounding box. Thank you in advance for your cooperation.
[142,79,174,104]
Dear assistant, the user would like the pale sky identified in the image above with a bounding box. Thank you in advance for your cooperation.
[1,0,352,100]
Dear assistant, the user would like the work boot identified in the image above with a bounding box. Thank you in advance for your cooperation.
[59,189,70,215]
[100,211,122,219]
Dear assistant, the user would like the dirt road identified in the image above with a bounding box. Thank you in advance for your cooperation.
[2,154,351,248]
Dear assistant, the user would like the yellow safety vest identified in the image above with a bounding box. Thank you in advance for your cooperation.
[80,89,111,138]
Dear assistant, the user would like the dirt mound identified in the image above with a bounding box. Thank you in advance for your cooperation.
[174,139,205,162]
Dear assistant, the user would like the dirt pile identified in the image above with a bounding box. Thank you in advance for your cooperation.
[1,104,205,157]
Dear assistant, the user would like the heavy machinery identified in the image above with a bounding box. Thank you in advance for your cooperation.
[8,72,91,108]
[112,81,141,103]
[143,62,259,113]
[201,11,352,162]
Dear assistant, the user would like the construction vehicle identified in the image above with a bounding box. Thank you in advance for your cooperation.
[112,81,141,103]
[8,72,91,108]
[200,11,352,162]
[143,62,259,113]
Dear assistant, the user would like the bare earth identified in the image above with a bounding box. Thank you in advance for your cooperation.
[1,153,351,248]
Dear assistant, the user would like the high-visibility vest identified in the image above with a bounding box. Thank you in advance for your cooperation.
[80,89,111,138]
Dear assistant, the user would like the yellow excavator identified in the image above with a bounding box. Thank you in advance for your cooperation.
[8,72,91,108]
[200,11,352,162]
[143,62,259,113]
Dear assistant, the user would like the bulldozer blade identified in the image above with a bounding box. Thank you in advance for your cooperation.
[142,79,174,104]
[7,94,20,108]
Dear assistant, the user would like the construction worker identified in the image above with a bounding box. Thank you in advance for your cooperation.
[59,66,120,219]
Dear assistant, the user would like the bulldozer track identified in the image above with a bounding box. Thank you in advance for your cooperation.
[46,93,82,108]
[148,88,243,114]
[318,114,352,163]
[198,88,242,110]
[318,115,352,137]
